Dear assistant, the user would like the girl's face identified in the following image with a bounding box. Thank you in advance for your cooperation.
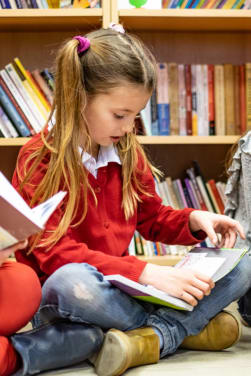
[83,84,151,158]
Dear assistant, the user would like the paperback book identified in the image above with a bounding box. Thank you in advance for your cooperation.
[105,247,247,311]
[0,171,66,249]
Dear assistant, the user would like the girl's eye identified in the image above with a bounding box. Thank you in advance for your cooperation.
[114,114,124,120]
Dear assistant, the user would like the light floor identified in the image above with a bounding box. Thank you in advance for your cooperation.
[25,304,251,376]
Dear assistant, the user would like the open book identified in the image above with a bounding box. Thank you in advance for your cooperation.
[105,247,247,311]
[0,171,66,250]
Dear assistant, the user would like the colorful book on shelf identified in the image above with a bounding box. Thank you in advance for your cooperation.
[178,64,187,135]
[150,89,158,135]
[0,105,19,138]
[31,69,54,106]
[214,64,225,135]
[0,84,31,137]
[184,64,192,136]
[208,64,215,135]
[0,171,66,250]
[224,64,236,135]
[105,247,247,311]
[0,70,35,135]
[191,64,198,136]
[192,160,216,213]
[168,63,179,135]
[156,63,170,135]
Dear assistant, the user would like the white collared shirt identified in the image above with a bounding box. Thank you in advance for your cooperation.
[79,144,121,178]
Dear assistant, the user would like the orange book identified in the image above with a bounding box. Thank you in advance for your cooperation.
[207,179,225,214]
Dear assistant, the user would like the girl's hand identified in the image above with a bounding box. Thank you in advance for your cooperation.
[0,240,28,267]
[189,211,245,248]
[139,263,214,307]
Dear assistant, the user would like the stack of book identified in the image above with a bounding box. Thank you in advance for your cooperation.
[128,160,226,257]
[0,57,54,138]
[140,62,251,137]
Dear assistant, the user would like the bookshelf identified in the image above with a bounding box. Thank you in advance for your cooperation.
[1,3,250,265]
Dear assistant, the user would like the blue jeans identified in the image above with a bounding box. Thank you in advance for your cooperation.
[31,254,251,358]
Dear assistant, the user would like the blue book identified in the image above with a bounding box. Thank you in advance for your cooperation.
[157,104,170,135]
[157,63,170,135]
[191,0,201,7]
[0,85,31,137]
[185,0,195,7]
[150,90,158,136]
[0,0,11,8]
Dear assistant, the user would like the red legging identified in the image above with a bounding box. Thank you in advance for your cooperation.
[0,261,41,336]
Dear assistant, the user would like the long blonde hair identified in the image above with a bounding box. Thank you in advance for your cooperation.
[18,27,160,251]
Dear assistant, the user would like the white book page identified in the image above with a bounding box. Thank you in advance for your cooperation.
[31,191,66,227]
[0,172,40,226]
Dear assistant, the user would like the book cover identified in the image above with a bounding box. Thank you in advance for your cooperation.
[5,63,43,133]
[0,84,31,137]
[0,171,66,249]
[168,62,179,135]
[105,247,247,311]
[0,70,35,135]
[178,64,187,135]
[224,64,236,135]
[0,104,19,137]
[157,63,170,135]
[214,64,225,135]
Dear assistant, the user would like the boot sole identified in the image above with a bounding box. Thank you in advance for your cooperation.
[94,329,132,376]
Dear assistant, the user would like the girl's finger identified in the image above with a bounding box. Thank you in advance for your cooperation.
[179,291,198,307]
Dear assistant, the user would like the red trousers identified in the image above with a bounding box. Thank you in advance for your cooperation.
[0,261,41,336]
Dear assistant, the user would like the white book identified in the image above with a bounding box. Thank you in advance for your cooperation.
[202,64,209,136]
[0,172,66,250]
[5,64,44,131]
[0,69,40,134]
[140,98,152,136]
[105,247,247,311]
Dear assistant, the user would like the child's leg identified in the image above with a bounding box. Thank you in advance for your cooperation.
[0,261,41,376]
[238,287,251,326]
[147,254,251,357]
[0,261,41,335]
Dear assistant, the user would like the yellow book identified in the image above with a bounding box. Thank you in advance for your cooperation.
[205,0,216,8]
[222,0,236,8]
[12,61,48,123]
[235,0,245,9]
[14,58,51,114]
[73,0,90,8]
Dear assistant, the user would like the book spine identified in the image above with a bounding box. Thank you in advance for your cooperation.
[191,64,198,135]
[214,64,225,135]
[0,70,35,135]
[202,64,209,136]
[207,179,225,214]
[9,63,46,130]
[168,62,179,135]
[208,64,215,135]
[40,69,54,92]
[0,84,31,137]
[185,64,193,135]
[206,182,220,213]
[0,105,19,137]
[150,89,158,135]
[224,64,236,135]
[184,178,200,209]
[178,64,187,135]
[186,167,208,211]
[192,160,216,212]
[157,63,170,135]
[14,57,51,114]
[31,69,54,105]
[234,64,241,135]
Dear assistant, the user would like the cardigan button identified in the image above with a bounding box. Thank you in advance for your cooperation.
[104,222,110,229]
[95,187,101,193]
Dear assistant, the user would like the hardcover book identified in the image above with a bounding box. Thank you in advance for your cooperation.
[105,247,247,311]
[0,172,66,250]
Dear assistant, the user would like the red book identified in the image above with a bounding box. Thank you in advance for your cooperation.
[239,64,246,135]
[0,76,34,135]
[185,64,192,135]
[207,179,225,214]
[208,64,215,135]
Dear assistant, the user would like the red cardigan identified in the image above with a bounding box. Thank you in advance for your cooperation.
[12,134,205,284]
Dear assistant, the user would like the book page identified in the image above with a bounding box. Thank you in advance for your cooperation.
[31,191,66,226]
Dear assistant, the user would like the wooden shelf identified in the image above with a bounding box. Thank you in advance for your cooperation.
[137,255,182,266]
[118,9,251,31]
[0,135,240,147]
[0,9,103,31]
[137,135,239,144]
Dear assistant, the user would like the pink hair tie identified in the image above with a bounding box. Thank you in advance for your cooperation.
[73,36,90,56]
[109,23,125,34]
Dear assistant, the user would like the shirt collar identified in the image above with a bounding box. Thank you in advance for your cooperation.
[79,144,121,178]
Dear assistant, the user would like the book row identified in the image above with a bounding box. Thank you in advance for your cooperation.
[128,161,227,257]
[0,0,100,9]
[139,62,251,137]
[118,0,247,9]
[0,58,54,138]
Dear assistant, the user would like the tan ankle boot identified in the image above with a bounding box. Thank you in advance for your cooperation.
[92,327,160,376]
[181,310,242,351]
